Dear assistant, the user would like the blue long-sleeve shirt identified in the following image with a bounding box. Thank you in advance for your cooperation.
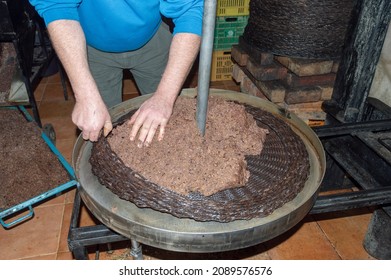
[29,0,204,52]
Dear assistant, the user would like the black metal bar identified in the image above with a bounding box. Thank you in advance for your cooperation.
[324,140,383,190]
[69,188,82,229]
[67,191,129,260]
[70,224,128,247]
[310,187,391,215]
[71,246,89,260]
[68,191,129,247]
[354,131,391,165]
[313,119,391,138]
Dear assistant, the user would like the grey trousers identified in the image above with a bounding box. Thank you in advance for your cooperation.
[87,23,172,108]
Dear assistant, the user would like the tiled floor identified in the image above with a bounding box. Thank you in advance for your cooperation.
[0,67,376,260]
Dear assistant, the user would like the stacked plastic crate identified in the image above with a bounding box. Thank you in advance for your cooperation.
[210,0,250,81]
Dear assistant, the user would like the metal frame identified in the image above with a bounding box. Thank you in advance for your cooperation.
[0,106,78,228]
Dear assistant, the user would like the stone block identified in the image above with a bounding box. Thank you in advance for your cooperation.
[231,45,249,66]
[231,63,246,83]
[246,59,288,81]
[285,72,336,88]
[237,36,274,65]
[284,86,322,104]
[256,80,286,103]
[282,101,324,112]
[275,56,334,76]
[319,86,334,100]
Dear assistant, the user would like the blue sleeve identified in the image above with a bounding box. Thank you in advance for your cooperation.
[29,0,82,26]
[160,0,204,36]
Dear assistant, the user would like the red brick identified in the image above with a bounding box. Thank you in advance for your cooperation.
[231,45,249,66]
[282,101,324,112]
[285,72,336,88]
[284,86,322,104]
[237,36,274,65]
[319,86,334,100]
[275,56,333,76]
[246,59,288,81]
[231,63,246,83]
[240,76,269,100]
[255,80,286,103]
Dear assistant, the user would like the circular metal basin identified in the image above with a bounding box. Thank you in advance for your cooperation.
[72,89,326,253]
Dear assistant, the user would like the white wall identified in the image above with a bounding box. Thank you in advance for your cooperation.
[369,22,391,106]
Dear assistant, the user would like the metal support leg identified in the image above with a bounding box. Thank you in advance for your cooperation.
[71,246,89,260]
[363,209,391,259]
[130,240,143,260]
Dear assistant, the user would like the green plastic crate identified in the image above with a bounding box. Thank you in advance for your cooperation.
[213,16,249,50]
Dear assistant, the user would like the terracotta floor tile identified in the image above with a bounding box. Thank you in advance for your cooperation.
[21,253,57,260]
[264,217,341,260]
[123,78,139,94]
[79,204,101,227]
[40,116,78,142]
[58,203,74,253]
[315,209,375,260]
[0,204,64,259]
[46,72,65,84]
[56,251,75,260]
[38,100,75,119]
[64,189,77,204]
[55,137,78,163]
[42,83,74,102]
[34,82,47,102]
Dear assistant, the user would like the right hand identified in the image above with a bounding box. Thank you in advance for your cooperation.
[71,98,113,142]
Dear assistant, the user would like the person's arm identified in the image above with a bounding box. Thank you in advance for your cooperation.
[47,20,112,141]
[128,32,201,147]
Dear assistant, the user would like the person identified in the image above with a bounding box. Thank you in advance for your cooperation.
[29,0,204,146]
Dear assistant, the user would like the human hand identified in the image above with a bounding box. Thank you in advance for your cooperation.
[72,98,112,142]
[128,94,174,147]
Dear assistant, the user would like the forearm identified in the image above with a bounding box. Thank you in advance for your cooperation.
[47,19,101,103]
[154,32,201,104]
[47,19,111,141]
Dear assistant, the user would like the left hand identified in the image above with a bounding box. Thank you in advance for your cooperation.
[128,94,174,147]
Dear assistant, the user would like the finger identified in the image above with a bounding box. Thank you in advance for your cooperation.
[158,119,168,141]
[144,122,159,147]
[82,130,90,141]
[128,110,140,125]
[89,131,100,142]
[103,120,113,137]
[137,122,153,147]
[129,113,146,141]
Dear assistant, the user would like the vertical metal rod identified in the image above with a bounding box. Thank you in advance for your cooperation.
[196,0,217,136]
[130,239,143,260]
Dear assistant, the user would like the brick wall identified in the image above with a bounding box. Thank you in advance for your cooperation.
[231,40,339,125]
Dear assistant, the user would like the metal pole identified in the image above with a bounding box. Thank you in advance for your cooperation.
[196,0,217,136]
